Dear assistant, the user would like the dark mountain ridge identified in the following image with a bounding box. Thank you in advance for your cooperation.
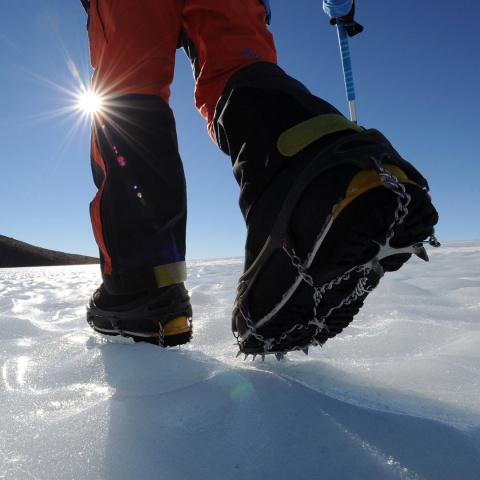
[0,235,99,268]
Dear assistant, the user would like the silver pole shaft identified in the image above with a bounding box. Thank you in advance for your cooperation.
[349,100,357,124]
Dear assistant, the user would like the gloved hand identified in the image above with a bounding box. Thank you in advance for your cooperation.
[324,0,364,37]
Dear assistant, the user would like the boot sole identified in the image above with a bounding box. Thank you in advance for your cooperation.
[235,167,438,355]
[86,288,193,347]
[87,313,193,347]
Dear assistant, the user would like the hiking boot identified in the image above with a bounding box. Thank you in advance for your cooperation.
[232,120,439,357]
[87,283,192,347]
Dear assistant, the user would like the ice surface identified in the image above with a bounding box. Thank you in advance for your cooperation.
[1,242,479,479]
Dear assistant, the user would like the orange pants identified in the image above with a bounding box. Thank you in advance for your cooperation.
[85,0,340,294]
[87,0,277,139]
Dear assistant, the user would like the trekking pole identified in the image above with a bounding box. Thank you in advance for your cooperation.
[336,23,357,123]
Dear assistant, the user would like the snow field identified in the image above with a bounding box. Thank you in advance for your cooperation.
[1,241,479,479]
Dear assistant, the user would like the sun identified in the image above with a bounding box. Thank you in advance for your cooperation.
[77,90,103,115]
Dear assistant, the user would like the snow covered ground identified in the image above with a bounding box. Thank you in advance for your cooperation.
[1,240,479,480]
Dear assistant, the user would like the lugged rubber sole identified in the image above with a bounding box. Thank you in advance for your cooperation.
[236,177,438,355]
[86,285,193,347]
[87,313,192,347]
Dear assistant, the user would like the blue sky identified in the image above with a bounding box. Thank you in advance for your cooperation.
[1,1,479,260]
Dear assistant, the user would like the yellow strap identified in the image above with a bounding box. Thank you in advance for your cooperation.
[153,261,187,288]
[277,114,363,157]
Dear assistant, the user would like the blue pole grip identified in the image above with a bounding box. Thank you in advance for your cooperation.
[337,23,355,101]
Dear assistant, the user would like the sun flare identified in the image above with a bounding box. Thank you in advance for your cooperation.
[78,90,103,115]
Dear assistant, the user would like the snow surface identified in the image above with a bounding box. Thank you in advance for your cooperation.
[1,240,479,480]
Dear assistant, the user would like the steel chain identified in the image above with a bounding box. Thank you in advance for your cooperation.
[157,324,165,347]
[107,319,165,346]
[371,157,412,240]
[237,157,435,357]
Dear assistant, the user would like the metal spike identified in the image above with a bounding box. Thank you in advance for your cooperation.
[252,354,257,361]
[429,235,441,248]
[370,257,385,277]
[275,353,284,361]
[236,350,242,358]
[261,353,266,362]
[302,347,309,356]
[415,245,429,262]
[244,354,249,361]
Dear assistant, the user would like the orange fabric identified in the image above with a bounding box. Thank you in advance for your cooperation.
[88,0,181,104]
[90,134,112,274]
[182,0,277,138]
[87,0,277,140]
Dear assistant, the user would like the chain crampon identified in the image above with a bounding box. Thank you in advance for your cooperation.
[106,319,166,346]
[236,158,440,360]
[157,323,165,347]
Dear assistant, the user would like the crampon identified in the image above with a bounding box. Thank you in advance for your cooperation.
[232,131,439,360]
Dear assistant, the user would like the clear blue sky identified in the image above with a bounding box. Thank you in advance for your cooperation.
[1,1,479,260]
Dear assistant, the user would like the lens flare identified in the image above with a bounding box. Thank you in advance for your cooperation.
[65,59,103,117]
[78,90,103,115]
